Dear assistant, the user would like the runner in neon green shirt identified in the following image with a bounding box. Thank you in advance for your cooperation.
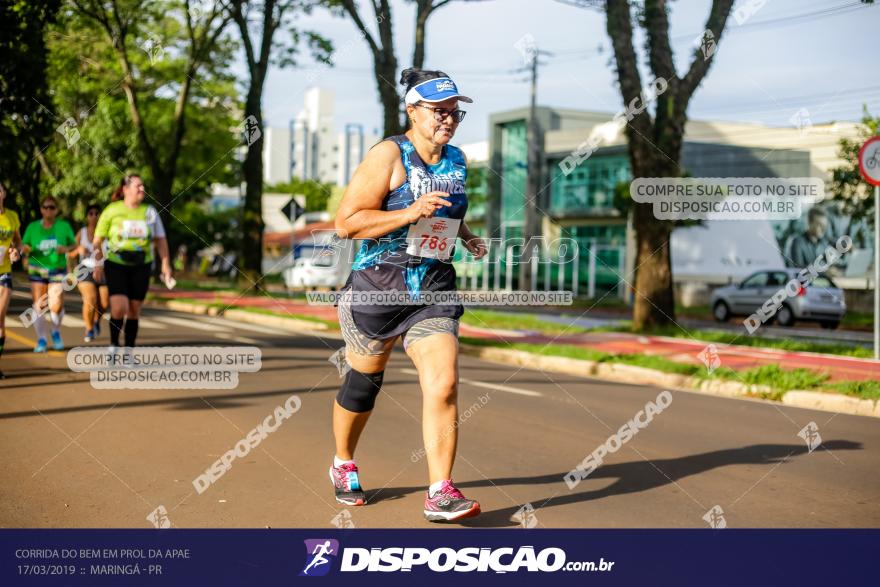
[93,174,173,349]
[0,181,24,378]
[22,216,76,273]
[21,196,77,352]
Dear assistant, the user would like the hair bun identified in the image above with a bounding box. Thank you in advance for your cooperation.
[399,68,417,88]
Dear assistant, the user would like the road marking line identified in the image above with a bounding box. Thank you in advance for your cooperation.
[400,368,542,397]
[214,333,261,345]
[210,318,288,335]
[63,315,86,328]
[4,329,65,356]
[134,318,167,330]
[153,315,232,332]
[6,330,36,347]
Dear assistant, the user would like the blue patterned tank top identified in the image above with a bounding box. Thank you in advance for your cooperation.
[344,134,469,339]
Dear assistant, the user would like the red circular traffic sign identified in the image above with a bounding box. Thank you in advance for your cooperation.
[858,136,880,186]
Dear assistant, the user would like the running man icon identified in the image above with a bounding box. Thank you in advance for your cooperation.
[300,539,339,577]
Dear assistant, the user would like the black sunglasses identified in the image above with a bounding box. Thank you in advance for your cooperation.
[415,103,467,123]
[42,204,57,210]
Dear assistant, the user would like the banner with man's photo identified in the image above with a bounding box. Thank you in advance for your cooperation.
[773,202,875,278]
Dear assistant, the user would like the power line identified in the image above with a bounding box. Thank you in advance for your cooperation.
[670,1,871,40]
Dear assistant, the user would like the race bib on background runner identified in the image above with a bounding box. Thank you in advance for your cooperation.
[406,217,460,260]
[38,238,58,252]
[121,220,149,239]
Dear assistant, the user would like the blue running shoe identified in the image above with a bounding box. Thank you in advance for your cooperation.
[34,339,48,353]
[84,328,95,342]
[51,331,64,351]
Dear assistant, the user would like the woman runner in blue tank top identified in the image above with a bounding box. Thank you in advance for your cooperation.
[330,68,487,522]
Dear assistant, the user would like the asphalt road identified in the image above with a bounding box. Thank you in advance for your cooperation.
[1,291,879,529]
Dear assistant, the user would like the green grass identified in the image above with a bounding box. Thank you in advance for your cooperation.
[824,380,880,401]
[460,309,592,335]
[736,365,830,400]
[460,337,611,362]
[612,325,873,359]
[459,336,877,401]
[568,297,632,311]
[171,278,237,292]
[464,309,871,358]
[671,302,873,331]
[460,337,702,376]
[840,311,875,330]
[235,306,340,328]
[148,295,226,310]
[613,353,703,376]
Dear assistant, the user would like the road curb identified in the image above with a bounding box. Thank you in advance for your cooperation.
[146,298,878,419]
[458,344,878,419]
[782,390,880,418]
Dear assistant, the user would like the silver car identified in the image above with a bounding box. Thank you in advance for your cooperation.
[710,269,846,329]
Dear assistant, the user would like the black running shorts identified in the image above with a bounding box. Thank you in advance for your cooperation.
[104,260,151,301]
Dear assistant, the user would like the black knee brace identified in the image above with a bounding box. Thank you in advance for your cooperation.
[336,369,385,413]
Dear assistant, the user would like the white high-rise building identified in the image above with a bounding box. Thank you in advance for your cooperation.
[337,124,380,185]
[262,126,292,186]
[261,87,379,187]
[291,87,336,184]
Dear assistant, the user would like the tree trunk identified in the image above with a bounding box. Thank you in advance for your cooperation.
[151,174,174,229]
[376,57,404,137]
[412,2,429,70]
[240,87,264,285]
[629,130,683,329]
[603,0,734,331]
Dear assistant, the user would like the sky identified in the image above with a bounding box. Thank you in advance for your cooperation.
[251,0,880,145]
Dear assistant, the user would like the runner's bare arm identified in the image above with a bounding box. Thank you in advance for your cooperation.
[8,229,22,262]
[91,236,105,281]
[92,236,105,263]
[336,141,450,239]
[458,221,487,259]
[75,230,88,259]
[154,236,172,281]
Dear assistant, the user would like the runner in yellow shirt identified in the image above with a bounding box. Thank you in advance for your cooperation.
[0,182,23,378]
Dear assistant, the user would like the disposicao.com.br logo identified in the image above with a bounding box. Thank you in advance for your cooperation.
[299,540,614,575]
[300,539,339,577]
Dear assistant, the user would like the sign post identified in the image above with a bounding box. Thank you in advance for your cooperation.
[857,135,880,360]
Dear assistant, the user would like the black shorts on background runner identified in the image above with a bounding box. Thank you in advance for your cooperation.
[104,261,151,300]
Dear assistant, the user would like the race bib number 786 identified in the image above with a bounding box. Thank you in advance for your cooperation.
[405,217,460,260]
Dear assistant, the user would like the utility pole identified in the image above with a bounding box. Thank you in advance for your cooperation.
[519,47,552,291]
[857,132,880,360]
[872,131,880,360]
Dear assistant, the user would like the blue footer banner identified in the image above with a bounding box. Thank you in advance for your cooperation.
[1,529,876,586]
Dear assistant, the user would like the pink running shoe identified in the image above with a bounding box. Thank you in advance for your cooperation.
[423,480,480,522]
[329,461,366,506]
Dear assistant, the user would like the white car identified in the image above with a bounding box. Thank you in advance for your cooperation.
[283,255,349,290]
